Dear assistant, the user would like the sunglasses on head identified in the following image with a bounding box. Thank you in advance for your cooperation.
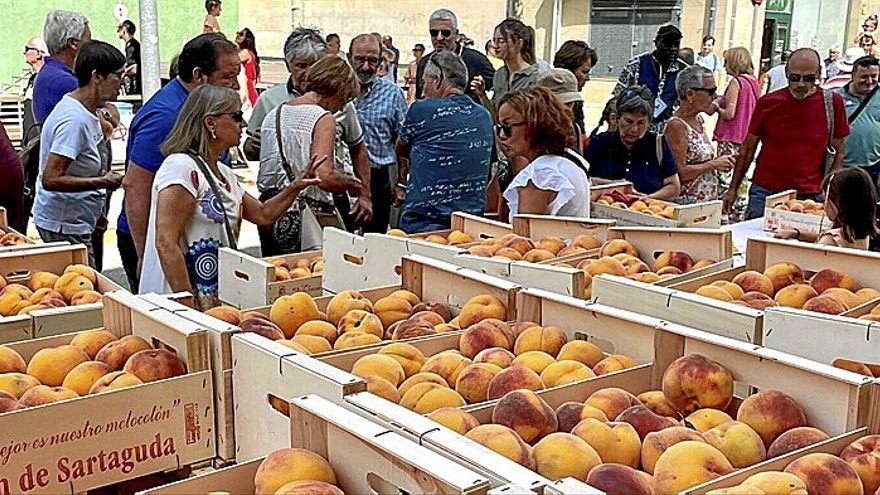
[430,29,453,38]
[788,74,818,83]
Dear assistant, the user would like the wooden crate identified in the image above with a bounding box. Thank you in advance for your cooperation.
[763,189,830,235]
[591,182,723,228]
[141,394,492,495]
[511,214,616,241]
[320,227,367,293]
[0,206,39,251]
[0,291,214,494]
[0,244,123,343]
[217,247,323,309]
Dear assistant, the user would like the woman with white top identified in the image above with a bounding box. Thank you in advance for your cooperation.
[498,86,590,221]
[139,85,323,309]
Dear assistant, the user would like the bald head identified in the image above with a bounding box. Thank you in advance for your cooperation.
[788,48,821,71]
[350,33,382,85]
[350,33,381,54]
[786,48,821,100]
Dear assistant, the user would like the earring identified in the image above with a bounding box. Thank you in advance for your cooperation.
[210,128,217,140]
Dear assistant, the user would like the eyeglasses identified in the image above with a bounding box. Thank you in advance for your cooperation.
[494,122,526,137]
[691,86,717,96]
[430,29,453,38]
[23,46,39,54]
[787,74,818,83]
[352,55,381,66]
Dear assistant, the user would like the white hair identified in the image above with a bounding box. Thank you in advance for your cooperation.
[429,9,458,29]
[43,10,89,55]
[283,27,328,65]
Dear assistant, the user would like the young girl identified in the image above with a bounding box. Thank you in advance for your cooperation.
[777,168,879,250]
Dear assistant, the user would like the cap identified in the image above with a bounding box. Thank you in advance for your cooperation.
[656,25,683,41]
[537,68,583,104]
[836,46,866,73]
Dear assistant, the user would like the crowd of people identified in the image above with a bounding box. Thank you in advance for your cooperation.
[0,6,878,309]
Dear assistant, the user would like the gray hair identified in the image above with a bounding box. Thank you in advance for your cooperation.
[429,9,458,29]
[43,10,89,55]
[615,85,655,119]
[675,65,713,100]
[283,27,328,66]
[424,51,469,91]
[161,85,240,159]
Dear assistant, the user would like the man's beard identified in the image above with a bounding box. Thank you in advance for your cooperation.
[357,71,377,85]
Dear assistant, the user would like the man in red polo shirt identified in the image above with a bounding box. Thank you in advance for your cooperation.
[724,48,850,220]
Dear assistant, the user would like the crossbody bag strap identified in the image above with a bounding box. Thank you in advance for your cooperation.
[186,151,238,250]
[274,102,296,181]
[823,89,834,149]
[848,86,878,125]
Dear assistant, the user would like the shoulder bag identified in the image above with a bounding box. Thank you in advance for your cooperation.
[847,85,878,125]
[258,102,305,253]
[822,89,837,177]
[185,151,238,250]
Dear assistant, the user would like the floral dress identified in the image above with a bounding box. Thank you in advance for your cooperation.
[669,116,718,205]
[139,153,245,309]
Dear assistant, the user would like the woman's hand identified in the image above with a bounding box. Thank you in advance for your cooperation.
[774,228,801,239]
[470,76,486,98]
[289,154,326,192]
[711,155,735,173]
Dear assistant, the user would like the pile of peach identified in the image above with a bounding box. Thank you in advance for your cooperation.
[254,447,342,495]
[595,195,677,220]
[409,353,864,495]
[347,322,637,409]
[266,255,323,281]
[204,291,508,353]
[0,264,104,317]
[463,233,604,262]
[772,198,826,217]
[693,264,879,315]
[386,228,476,246]
[0,230,28,246]
[0,329,187,412]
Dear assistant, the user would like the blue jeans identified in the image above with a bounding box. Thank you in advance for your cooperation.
[745,183,823,220]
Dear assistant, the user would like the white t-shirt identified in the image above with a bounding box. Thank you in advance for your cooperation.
[766,65,788,93]
[503,154,591,222]
[140,153,245,309]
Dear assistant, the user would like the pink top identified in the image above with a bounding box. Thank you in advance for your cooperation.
[714,75,759,144]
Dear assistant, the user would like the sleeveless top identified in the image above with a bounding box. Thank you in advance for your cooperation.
[258,104,329,203]
[243,50,258,107]
[714,75,759,144]
[669,117,717,205]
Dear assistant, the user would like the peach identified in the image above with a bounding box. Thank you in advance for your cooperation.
[62,361,112,395]
[537,236,568,255]
[28,345,89,386]
[687,408,734,433]
[389,318,436,340]
[275,480,343,495]
[513,325,568,356]
[532,433,602,481]
[586,257,627,282]
[556,246,588,257]
[512,351,557,375]
[662,354,734,414]
[240,317,286,340]
[326,290,373,328]
[641,427,708,474]
[767,427,831,458]
[493,248,523,261]
[274,266,292,281]
[123,349,187,383]
[586,464,654,495]
[424,234,449,245]
[465,424,536,469]
[541,360,595,387]
[0,345,26,373]
[459,319,514,358]
[458,295,507,328]
[254,448,337,495]
[654,251,695,273]
[420,352,472,386]
[585,387,642,420]
[615,404,679,439]
[289,335,332,354]
[572,418,641,468]
[737,389,807,447]
[486,364,544,400]
[502,235,536,256]
[337,309,383,338]
[556,402,608,433]
[657,266,684,276]
[411,302,453,322]
[638,390,678,417]
[447,230,474,245]
[204,305,242,325]
[398,372,449,395]
[386,229,407,237]
[840,434,880,494]
[434,323,459,333]
[728,472,808,495]
[704,420,767,468]
[63,264,97,285]
[523,249,557,263]
[557,341,604,368]
[692,259,718,271]
[764,263,805,294]
[351,354,406,387]
[802,295,848,314]
[624,259,652,276]
[70,329,118,359]
[373,296,413,329]
[377,343,425,378]
[295,321,338,345]
[630,272,663,283]
[0,372,39,398]
[593,354,638,375]
[696,285,735,302]
[492,389,558,443]
[711,280,746,300]
[1,284,32,300]
[809,268,859,294]
[455,363,502,403]
[333,331,381,350]
[856,288,880,305]
[29,288,65,305]
[28,271,59,291]
[600,239,639,258]
[474,347,515,369]
[467,246,494,257]
[784,453,864,495]
[363,376,401,404]
[266,257,290,269]
[427,407,480,435]
[732,271,776,297]
[390,290,421,306]
[0,390,22,413]
[19,385,78,406]
[653,441,734,495]
[410,310,446,327]
[399,382,465,413]
[270,293,321,338]
[570,234,602,250]
[277,340,311,354]
[0,292,28,316]
[822,288,862,310]
[53,272,94,301]
[833,358,874,376]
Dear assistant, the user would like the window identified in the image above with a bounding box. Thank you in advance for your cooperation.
[589,0,682,78]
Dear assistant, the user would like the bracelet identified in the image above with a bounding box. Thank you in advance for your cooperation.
[395,182,407,189]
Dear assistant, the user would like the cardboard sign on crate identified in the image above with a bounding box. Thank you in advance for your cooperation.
[591,181,723,228]
[763,189,831,235]
[217,247,324,309]
[0,291,214,495]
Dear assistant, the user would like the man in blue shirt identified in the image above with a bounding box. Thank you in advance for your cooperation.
[395,51,494,233]
[350,34,408,233]
[837,56,880,183]
[117,33,241,290]
[33,10,91,124]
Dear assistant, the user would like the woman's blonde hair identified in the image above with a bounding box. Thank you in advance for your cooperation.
[723,47,754,76]
[305,56,360,101]
[161,85,240,159]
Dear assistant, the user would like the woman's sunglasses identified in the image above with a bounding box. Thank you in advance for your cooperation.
[494,122,526,137]
[214,110,246,123]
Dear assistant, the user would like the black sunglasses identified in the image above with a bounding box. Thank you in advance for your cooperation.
[214,110,245,123]
[430,29,453,38]
[691,86,717,96]
[23,46,39,54]
[494,122,526,137]
[788,74,818,83]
